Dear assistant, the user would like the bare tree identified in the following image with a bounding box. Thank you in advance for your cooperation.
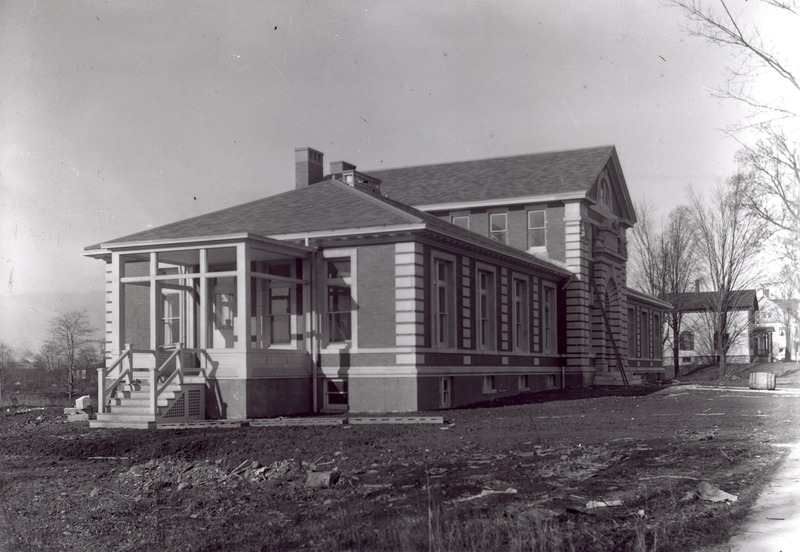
[688,174,771,376]
[40,310,96,400]
[664,0,799,124]
[629,203,701,378]
[0,343,15,401]
[666,0,800,273]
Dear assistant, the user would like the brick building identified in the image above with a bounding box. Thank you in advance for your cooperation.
[85,145,668,427]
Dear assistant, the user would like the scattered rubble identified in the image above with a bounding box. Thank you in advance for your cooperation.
[64,395,95,422]
[696,482,738,503]
[586,499,624,509]
[451,487,518,503]
[117,457,304,493]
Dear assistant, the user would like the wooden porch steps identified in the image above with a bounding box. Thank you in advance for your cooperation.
[90,378,206,429]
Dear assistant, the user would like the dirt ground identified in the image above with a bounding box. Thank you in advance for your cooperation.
[1,368,799,551]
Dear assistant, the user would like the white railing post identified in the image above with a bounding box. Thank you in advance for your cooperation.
[176,342,184,383]
[125,343,133,385]
[97,366,106,413]
[149,364,157,416]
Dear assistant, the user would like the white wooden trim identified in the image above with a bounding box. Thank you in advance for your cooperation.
[270,224,426,242]
[236,244,250,352]
[199,249,208,349]
[411,192,585,212]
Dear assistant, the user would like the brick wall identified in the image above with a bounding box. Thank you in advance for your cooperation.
[357,244,396,348]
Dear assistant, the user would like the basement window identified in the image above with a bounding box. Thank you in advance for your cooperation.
[439,377,453,408]
[324,380,348,411]
[482,375,497,394]
[518,374,529,391]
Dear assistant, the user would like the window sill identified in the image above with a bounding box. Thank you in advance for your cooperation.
[482,389,498,395]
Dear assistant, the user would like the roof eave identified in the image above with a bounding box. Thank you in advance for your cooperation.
[90,233,318,254]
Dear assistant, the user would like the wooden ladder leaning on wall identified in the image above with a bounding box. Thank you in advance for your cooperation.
[590,281,630,387]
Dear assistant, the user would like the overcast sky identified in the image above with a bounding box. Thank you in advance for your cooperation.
[0,0,789,352]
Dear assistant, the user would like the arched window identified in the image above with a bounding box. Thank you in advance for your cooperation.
[599,177,611,207]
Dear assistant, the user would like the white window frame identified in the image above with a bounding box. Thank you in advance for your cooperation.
[476,263,497,351]
[527,209,546,251]
[679,330,695,351]
[542,281,557,354]
[489,213,508,244]
[251,260,299,350]
[431,252,456,349]
[323,379,348,411]
[451,215,470,230]
[512,274,529,353]
[322,249,357,349]
[482,374,497,394]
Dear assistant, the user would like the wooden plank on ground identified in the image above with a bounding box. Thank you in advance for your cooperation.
[348,416,444,425]
[157,420,244,430]
[249,418,344,427]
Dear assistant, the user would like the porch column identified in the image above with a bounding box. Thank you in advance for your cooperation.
[149,252,158,350]
[199,249,208,349]
[110,252,126,359]
[236,243,251,351]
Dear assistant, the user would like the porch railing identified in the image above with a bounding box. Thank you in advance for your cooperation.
[98,344,210,416]
[97,344,152,413]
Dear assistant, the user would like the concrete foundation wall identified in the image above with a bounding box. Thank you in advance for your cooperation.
[347,375,419,412]
[206,377,312,419]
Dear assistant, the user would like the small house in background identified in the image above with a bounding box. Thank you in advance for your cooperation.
[664,289,765,367]
[756,289,800,361]
[84,145,668,428]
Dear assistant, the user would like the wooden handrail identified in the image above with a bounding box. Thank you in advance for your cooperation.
[99,344,209,416]
[155,347,182,399]
[98,345,136,412]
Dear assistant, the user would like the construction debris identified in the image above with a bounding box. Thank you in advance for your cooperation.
[451,487,518,503]
[586,499,624,509]
[306,471,340,488]
[117,457,302,492]
[696,482,738,503]
[64,396,95,422]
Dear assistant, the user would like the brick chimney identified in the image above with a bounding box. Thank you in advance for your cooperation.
[295,147,324,189]
[330,161,357,174]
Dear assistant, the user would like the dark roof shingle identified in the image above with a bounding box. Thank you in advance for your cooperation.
[95,181,419,247]
[367,146,615,205]
[666,290,758,311]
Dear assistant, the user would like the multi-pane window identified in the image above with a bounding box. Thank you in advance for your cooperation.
[161,290,182,346]
[451,215,469,229]
[640,313,650,358]
[251,262,299,349]
[543,283,557,353]
[512,277,529,352]
[432,258,454,348]
[489,213,507,244]
[326,259,352,343]
[269,285,291,344]
[324,380,348,410]
[477,269,496,350]
[653,314,660,356]
[528,210,546,249]
[627,307,637,357]
[679,331,695,351]
[440,377,452,408]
